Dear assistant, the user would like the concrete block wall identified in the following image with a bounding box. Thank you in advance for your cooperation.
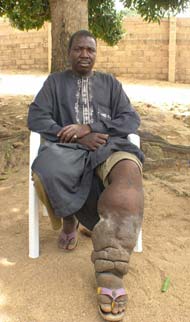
[95,17,169,80]
[0,19,48,72]
[0,17,190,83]
[176,18,190,83]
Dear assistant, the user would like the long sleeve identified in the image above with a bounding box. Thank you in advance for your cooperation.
[90,77,140,137]
[27,75,62,141]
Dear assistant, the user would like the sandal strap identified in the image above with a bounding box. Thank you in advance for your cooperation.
[97,287,126,300]
[60,230,77,242]
[59,221,79,242]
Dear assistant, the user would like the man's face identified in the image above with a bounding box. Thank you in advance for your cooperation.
[68,35,97,76]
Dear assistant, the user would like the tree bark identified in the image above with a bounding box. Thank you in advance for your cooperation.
[49,0,88,72]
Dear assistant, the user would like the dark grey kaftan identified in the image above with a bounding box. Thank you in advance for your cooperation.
[28,70,144,230]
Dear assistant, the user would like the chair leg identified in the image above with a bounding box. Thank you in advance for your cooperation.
[128,134,143,252]
[29,131,41,258]
[134,227,142,253]
[29,179,39,258]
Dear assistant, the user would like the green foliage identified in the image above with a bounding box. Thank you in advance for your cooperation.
[0,0,189,44]
[89,0,124,45]
[121,0,190,22]
[0,0,50,30]
[0,0,124,46]
[122,7,139,17]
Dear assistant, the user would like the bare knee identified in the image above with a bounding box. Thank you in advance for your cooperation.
[108,159,142,188]
[98,160,144,218]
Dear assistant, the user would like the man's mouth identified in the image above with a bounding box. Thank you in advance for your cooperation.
[78,60,91,67]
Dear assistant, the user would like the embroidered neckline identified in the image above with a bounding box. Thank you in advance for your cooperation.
[67,69,96,80]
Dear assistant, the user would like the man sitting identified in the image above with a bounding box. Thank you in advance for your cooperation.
[28,30,144,321]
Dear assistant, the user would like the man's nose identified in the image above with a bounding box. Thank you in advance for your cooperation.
[80,48,89,57]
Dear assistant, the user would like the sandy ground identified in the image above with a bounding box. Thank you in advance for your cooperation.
[0,74,190,322]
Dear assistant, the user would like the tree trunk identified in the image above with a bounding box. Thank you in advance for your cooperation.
[49,0,88,72]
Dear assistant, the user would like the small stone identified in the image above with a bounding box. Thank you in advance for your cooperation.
[173,114,182,120]
[13,142,24,148]
[0,175,8,181]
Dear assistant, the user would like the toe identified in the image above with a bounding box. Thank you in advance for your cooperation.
[112,302,119,314]
[67,237,77,250]
[100,303,112,313]
[58,237,67,249]
[98,294,112,313]
[118,301,126,313]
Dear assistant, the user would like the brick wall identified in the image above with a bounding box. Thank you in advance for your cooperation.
[0,17,190,83]
[0,19,48,72]
[95,17,169,80]
[176,18,190,83]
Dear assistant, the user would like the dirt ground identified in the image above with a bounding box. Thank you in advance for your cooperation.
[0,74,190,322]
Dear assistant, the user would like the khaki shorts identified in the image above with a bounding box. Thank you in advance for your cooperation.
[96,151,142,187]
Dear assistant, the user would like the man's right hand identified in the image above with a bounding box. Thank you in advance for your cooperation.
[77,133,109,151]
[57,124,91,142]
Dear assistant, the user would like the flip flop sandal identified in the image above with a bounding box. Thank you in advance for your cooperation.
[58,228,78,251]
[97,287,127,321]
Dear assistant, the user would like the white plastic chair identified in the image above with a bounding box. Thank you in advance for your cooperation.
[29,132,142,258]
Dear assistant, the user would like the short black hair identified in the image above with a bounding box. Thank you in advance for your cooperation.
[68,30,97,52]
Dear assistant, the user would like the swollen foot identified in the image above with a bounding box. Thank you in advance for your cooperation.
[58,215,78,251]
[96,273,127,321]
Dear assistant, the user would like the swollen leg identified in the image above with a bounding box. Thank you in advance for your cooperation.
[92,161,143,275]
[92,196,135,320]
[92,160,144,320]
